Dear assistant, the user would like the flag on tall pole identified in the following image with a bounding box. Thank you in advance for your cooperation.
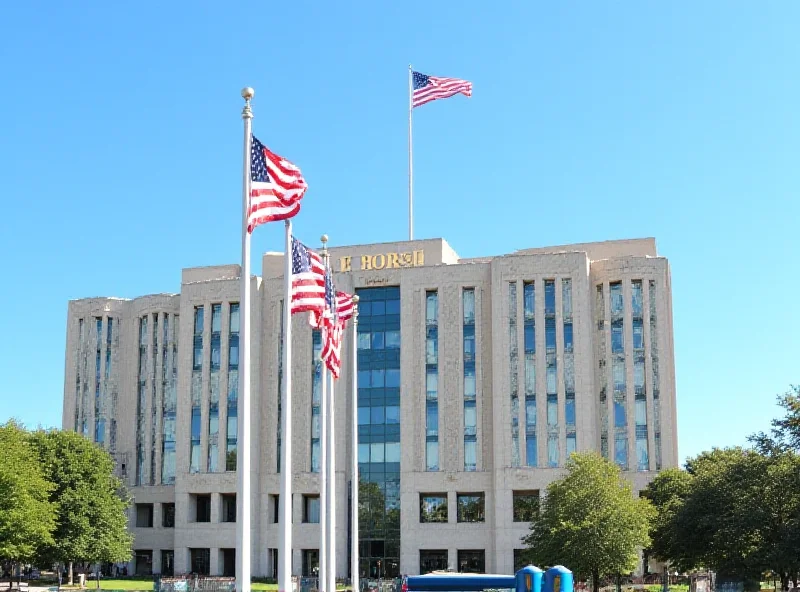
[238,87,308,592]
[407,67,473,241]
[349,295,360,592]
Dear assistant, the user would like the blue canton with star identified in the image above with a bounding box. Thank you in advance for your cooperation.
[413,71,430,90]
[324,269,337,317]
[251,135,271,183]
[292,238,311,274]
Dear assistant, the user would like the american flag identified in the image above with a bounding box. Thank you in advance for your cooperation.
[412,71,473,108]
[336,291,355,325]
[290,238,326,315]
[248,135,308,233]
[319,269,343,378]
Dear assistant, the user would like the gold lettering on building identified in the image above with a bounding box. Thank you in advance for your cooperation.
[338,250,426,272]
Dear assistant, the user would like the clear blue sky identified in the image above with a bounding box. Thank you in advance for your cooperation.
[1,1,798,464]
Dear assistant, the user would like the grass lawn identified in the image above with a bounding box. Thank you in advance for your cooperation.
[59,580,347,591]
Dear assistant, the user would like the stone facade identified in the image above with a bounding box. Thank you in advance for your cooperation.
[62,237,678,578]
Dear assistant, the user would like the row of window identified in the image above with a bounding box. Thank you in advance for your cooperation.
[190,303,240,475]
[419,491,539,523]
[598,280,659,472]
[134,495,236,527]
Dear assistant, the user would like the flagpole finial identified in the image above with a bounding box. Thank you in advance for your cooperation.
[241,87,255,119]
[320,234,329,257]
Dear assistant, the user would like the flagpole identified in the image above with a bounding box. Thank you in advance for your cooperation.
[318,235,329,592]
[278,218,294,592]
[236,87,254,592]
[349,296,360,592]
[408,64,414,241]
[327,367,336,592]
[320,235,335,592]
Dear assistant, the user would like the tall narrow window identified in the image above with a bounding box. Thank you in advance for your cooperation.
[95,317,104,446]
[425,290,439,471]
[597,285,609,459]
[277,301,283,473]
[208,305,221,472]
[150,314,159,484]
[463,288,477,471]
[227,304,239,472]
[190,306,203,473]
[563,279,576,456]
[74,319,84,433]
[632,281,648,471]
[355,286,402,578]
[310,330,322,472]
[610,282,627,469]
[649,281,662,470]
[136,316,147,485]
[545,280,558,468]
[509,282,520,467]
[162,313,178,484]
[523,281,536,467]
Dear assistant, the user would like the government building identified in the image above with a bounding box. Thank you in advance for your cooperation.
[61,236,678,580]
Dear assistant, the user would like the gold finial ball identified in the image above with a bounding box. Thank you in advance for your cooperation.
[321,234,329,244]
[241,87,255,100]
[352,295,360,304]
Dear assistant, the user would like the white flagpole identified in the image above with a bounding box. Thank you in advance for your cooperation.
[326,366,336,592]
[349,296,360,592]
[319,358,328,592]
[318,235,330,592]
[408,64,414,241]
[278,218,294,592]
[237,87,254,592]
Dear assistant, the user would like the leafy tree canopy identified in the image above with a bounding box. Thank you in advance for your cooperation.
[0,421,56,564]
[523,452,653,590]
[29,429,133,566]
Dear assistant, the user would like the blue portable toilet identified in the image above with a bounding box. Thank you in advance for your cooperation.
[515,565,544,592]
[543,566,573,592]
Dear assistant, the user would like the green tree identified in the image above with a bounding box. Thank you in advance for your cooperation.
[522,452,654,592]
[641,468,695,572]
[0,421,56,585]
[29,429,133,584]
[750,385,800,453]
[647,447,800,591]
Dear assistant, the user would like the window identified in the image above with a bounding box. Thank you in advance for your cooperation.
[222,494,236,523]
[512,491,540,522]
[227,303,239,472]
[221,549,235,577]
[509,281,521,467]
[162,503,175,528]
[420,494,447,523]
[610,281,623,314]
[456,493,485,523]
[420,550,448,574]
[135,504,153,528]
[302,549,319,577]
[190,548,210,575]
[457,550,485,574]
[268,549,278,579]
[134,550,153,576]
[161,550,174,576]
[194,495,211,523]
[303,495,320,523]
[426,290,439,472]
[270,495,279,523]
